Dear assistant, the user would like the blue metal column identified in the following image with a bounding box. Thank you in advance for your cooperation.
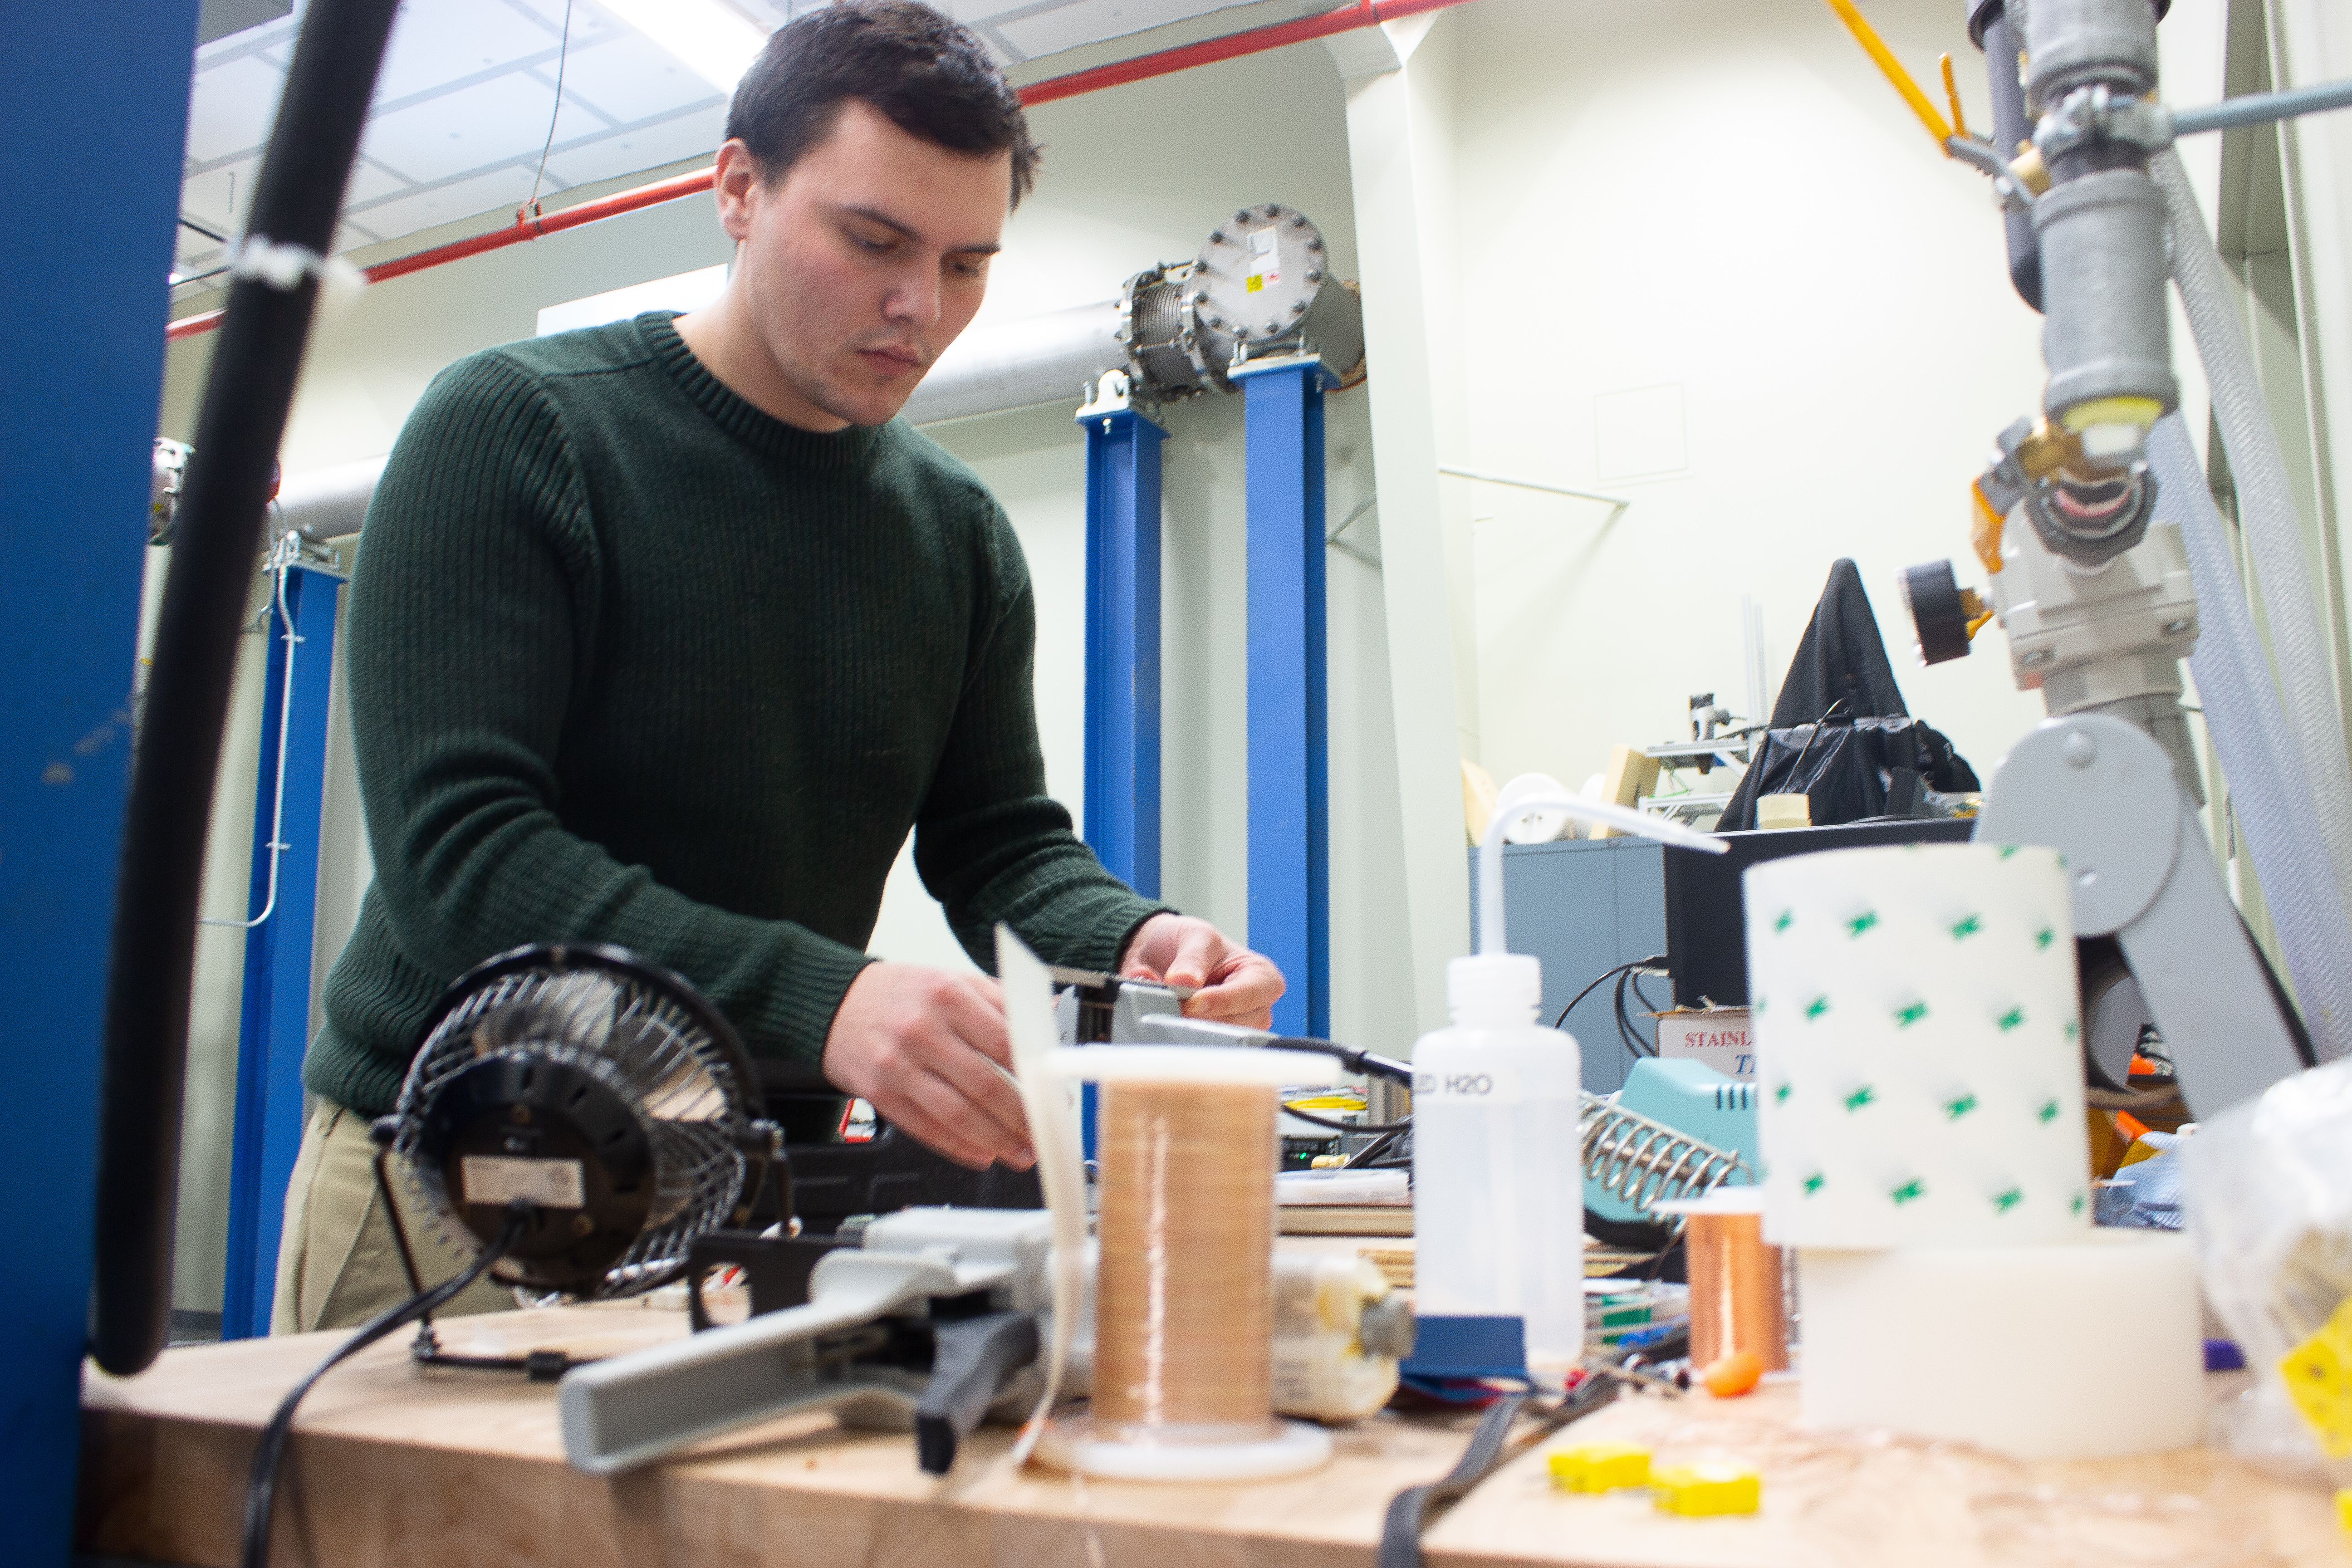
[1079,400,1168,896]
[1078,392,1166,1157]
[0,0,198,1556]
[221,561,345,1339]
[1236,359,1332,1038]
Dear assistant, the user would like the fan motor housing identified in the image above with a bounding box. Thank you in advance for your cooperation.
[414,1050,655,1288]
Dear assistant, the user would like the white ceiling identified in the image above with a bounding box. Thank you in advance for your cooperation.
[174,0,1278,290]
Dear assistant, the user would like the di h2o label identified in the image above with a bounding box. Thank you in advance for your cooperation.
[1417,1070,1493,1095]
[1413,1061,1524,1101]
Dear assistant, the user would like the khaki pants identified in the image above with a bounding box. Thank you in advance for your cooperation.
[271,1102,517,1333]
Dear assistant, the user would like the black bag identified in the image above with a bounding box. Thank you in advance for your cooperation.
[1717,714,1980,831]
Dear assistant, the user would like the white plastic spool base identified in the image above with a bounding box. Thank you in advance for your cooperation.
[1799,1230,2204,1460]
[1037,1043,1343,1482]
[1034,1417,1333,1481]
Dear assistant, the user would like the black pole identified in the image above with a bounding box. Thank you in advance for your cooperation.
[92,0,404,1377]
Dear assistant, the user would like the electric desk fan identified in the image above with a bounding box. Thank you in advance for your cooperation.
[244,942,779,1568]
[382,941,779,1301]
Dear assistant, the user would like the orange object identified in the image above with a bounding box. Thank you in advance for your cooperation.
[1939,53,1970,140]
[2086,1106,2130,1179]
[1819,0,1954,144]
[1701,1351,1765,1398]
[2115,1110,2151,1142]
[2128,1054,2163,1077]
[1970,479,2007,574]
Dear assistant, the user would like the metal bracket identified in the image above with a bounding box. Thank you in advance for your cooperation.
[1077,368,1136,421]
[558,1208,1052,1475]
[1975,714,2307,1114]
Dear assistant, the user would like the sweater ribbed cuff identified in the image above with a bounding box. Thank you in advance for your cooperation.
[754,941,880,1080]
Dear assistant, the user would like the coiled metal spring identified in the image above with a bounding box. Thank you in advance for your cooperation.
[1578,1091,1746,1238]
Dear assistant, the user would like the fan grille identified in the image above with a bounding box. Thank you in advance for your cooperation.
[392,951,760,1299]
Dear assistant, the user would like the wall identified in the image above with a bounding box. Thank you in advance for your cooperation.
[1440,0,2062,804]
[154,35,1412,1311]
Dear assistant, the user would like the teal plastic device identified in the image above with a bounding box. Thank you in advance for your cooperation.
[1585,1058,1759,1224]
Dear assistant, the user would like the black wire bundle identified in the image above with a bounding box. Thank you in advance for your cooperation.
[92,0,406,1378]
[241,1205,529,1568]
[1377,1373,1626,1568]
[1551,954,1667,1062]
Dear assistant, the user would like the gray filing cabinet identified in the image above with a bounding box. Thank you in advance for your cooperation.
[1467,837,1666,1096]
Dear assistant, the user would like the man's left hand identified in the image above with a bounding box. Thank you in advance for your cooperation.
[1119,912,1284,1029]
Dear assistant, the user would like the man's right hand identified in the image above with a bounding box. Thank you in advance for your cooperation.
[821,962,1034,1172]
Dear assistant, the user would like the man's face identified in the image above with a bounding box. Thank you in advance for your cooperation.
[719,98,1009,428]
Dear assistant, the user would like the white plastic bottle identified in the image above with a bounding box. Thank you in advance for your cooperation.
[1411,952,1586,1360]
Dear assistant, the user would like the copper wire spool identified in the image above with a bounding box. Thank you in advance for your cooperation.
[1094,1080,1278,1435]
[1686,1209,1789,1372]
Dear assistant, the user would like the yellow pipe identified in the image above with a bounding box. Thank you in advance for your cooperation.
[1820,0,1954,145]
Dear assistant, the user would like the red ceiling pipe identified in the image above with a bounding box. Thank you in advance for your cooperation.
[1019,0,1473,106]
[165,0,1481,343]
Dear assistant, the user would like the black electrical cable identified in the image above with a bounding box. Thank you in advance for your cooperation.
[1552,956,1666,1031]
[1377,1373,1625,1568]
[242,1204,529,1568]
[92,0,405,1377]
[1266,1034,1414,1084]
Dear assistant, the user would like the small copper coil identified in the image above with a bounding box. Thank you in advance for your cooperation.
[1686,1210,1788,1372]
[1094,1080,1278,1433]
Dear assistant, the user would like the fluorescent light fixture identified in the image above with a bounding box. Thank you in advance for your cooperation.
[597,0,768,93]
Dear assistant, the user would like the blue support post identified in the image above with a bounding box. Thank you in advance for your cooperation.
[221,562,345,1339]
[1077,391,1166,1159]
[1236,359,1332,1038]
[1079,401,1167,897]
[0,0,198,1556]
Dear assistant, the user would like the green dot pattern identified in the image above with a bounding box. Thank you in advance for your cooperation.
[1749,843,2085,1245]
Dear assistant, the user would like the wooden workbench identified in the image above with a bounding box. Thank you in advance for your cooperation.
[80,1298,2349,1568]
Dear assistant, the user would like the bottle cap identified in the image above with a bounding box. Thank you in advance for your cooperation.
[1447,953,1541,1016]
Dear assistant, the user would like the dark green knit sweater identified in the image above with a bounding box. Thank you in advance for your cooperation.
[309,312,1166,1116]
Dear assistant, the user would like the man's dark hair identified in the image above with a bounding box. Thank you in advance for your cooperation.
[726,1,1040,207]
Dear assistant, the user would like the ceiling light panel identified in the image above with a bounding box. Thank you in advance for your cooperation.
[183,54,290,163]
[359,72,579,186]
[593,0,769,93]
[542,30,724,125]
[536,102,729,188]
[366,0,579,105]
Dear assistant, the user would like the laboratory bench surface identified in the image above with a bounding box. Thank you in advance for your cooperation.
[79,1299,2349,1568]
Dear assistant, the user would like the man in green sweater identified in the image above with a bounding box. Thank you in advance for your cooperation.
[274,1,1280,1332]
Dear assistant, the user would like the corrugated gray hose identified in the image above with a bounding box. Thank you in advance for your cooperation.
[2148,414,2352,1060]
[2152,146,2352,1061]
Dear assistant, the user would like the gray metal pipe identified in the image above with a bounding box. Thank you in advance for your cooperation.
[898,300,1125,427]
[274,453,385,541]
[265,304,1129,539]
[2171,76,2352,137]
